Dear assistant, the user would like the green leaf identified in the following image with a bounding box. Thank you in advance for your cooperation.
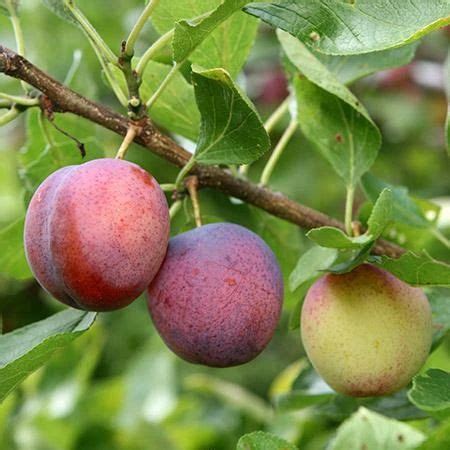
[314,44,419,85]
[237,431,298,450]
[408,369,450,418]
[192,66,270,165]
[361,173,433,229]
[0,217,31,280]
[42,0,77,26]
[328,242,374,274]
[371,251,450,287]
[279,31,380,187]
[171,0,252,64]
[307,189,393,250]
[307,227,371,249]
[289,246,337,292]
[0,309,96,402]
[329,407,425,450]
[245,0,450,55]
[153,0,258,78]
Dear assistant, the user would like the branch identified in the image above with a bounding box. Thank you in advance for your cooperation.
[0,45,404,258]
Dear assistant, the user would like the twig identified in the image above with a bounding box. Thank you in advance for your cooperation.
[0,45,405,258]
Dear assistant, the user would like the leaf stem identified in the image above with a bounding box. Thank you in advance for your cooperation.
[115,125,139,160]
[160,183,177,192]
[175,155,196,189]
[146,62,181,109]
[124,0,161,58]
[260,120,297,186]
[0,107,20,126]
[63,50,83,86]
[432,228,450,249]
[169,200,183,220]
[0,92,39,106]
[345,185,355,236]
[67,1,117,65]
[135,29,175,77]
[186,176,202,227]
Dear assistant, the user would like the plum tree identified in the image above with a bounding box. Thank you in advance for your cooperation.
[24,158,170,311]
[301,264,432,397]
[147,223,284,367]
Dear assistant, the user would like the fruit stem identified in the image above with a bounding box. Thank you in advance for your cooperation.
[259,119,297,186]
[345,185,355,236]
[185,176,202,227]
[160,183,177,192]
[115,125,139,160]
[240,96,291,177]
[124,0,161,58]
[169,200,182,220]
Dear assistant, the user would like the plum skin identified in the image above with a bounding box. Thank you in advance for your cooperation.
[24,158,170,311]
[147,223,284,367]
[301,264,432,397]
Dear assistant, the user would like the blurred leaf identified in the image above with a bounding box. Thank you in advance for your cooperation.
[426,288,450,350]
[42,0,77,25]
[237,431,298,450]
[0,309,96,402]
[0,216,31,280]
[279,31,380,187]
[185,374,272,424]
[446,49,450,156]
[362,173,433,229]
[0,0,19,16]
[408,369,450,418]
[330,407,425,450]
[153,0,258,78]
[417,418,450,450]
[289,246,337,292]
[370,251,450,286]
[171,0,251,64]
[245,1,450,55]
[314,44,419,85]
[192,66,270,164]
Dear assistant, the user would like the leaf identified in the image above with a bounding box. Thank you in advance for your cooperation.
[314,44,419,85]
[245,0,450,55]
[426,288,450,349]
[307,189,393,250]
[279,31,380,187]
[288,246,338,292]
[0,309,96,402]
[171,0,252,64]
[192,66,270,165]
[0,217,31,280]
[329,407,425,450]
[328,242,374,274]
[42,0,78,26]
[362,173,432,229]
[408,369,450,418]
[237,431,298,450]
[446,49,450,156]
[370,251,450,287]
[416,419,450,450]
[307,227,372,249]
[153,0,258,78]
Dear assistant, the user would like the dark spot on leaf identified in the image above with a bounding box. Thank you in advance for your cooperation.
[335,133,343,143]
[397,434,404,442]
[361,445,368,450]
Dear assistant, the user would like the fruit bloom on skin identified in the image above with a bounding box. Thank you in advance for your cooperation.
[24,158,170,311]
[147,223,284,367]
[301,264,432,397]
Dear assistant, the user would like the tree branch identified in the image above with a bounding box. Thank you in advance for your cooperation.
[0,45,404,258]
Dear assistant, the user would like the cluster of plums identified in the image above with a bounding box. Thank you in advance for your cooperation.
[24,159,432,396]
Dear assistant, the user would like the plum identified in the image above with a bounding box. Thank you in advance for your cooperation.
[147,223,283,367]
[301,264,432,397]
[24,158,170,311]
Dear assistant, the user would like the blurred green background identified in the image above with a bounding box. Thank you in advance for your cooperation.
[0,2,449,449]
